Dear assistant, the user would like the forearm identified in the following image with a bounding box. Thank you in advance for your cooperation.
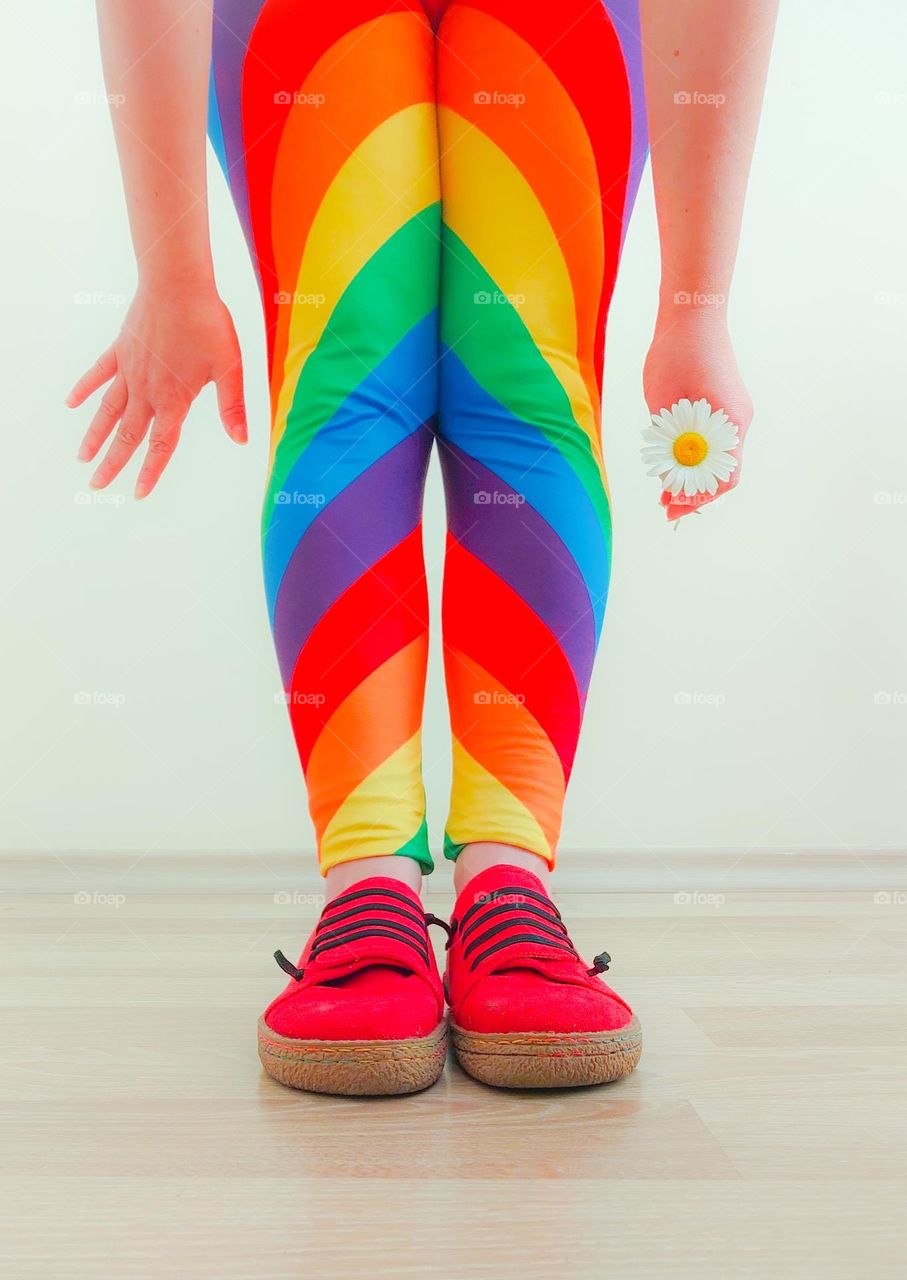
[640,0,778,322]
[96,0,214,288]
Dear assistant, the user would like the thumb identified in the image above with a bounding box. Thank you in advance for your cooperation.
[215,357,248,444]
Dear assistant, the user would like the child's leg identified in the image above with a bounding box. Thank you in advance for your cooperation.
[436,0,647,875]
[209,0,440,882]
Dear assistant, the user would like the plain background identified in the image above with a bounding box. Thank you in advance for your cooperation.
[2,0,906,865]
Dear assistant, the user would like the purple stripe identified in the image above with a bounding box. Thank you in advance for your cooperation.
[272,426,433,682]
[439,440,597,694]
[211,0,265,248]
[602,0,648,237]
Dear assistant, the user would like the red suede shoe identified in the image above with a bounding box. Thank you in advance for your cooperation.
[446,866,642,1088]
[258,877,447,1095]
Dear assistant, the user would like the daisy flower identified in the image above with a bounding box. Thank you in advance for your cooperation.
[642,398,739,498]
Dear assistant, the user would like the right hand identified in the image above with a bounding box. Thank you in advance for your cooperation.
[66,282,247,499]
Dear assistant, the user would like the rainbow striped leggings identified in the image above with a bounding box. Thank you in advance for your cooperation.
[209,0,647,873]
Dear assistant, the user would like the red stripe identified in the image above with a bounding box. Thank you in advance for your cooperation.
[287,528,428,768]
[442,537,582,776]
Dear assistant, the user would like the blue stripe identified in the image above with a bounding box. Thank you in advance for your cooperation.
[207,69,227,172]
[440,347,609,640]
[263,313,438,622]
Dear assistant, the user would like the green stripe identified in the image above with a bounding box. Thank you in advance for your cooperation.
[441,227,609,533]
[266,202,441,510]
[443,832,465,863]
[394,817,433,871]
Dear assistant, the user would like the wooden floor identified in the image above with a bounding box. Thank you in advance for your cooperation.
[2,865,905,1278]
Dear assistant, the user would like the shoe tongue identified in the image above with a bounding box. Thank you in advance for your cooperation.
[305,876,429,979]
[453,864,587,981]
[453,863,552,919]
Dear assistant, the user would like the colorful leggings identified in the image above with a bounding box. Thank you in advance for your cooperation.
[209,0,647,874]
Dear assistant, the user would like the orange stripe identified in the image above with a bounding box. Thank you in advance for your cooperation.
[438,6,604,409]
[306,635,428,832]
[269,11,435,413]
[445,647,564,852]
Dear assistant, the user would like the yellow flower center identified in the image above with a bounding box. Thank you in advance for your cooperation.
[673,431,709,467]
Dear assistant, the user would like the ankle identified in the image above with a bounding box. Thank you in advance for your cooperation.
[324,855,423,902]
[453,842,551,896]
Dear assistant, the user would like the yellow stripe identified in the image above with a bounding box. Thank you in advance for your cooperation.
[270,103,440,464]
[439,107,602,468]
[446,740,555,866]
[319,733,426,873]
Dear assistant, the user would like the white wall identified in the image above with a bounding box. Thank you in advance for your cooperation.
[3,1,906,859]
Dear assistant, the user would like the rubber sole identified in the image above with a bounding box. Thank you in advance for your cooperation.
[451,1016,642,1089]
[257,1016,448,1096]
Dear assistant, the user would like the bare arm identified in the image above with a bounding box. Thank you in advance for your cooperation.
[67,0,246,499]
[640,0,778,519]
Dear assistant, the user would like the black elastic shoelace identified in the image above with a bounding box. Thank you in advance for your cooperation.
[449,885,611,976]
[273,888,450,983]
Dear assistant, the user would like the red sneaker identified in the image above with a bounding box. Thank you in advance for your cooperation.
[446,866,642,1088]
[258,878,447,1095]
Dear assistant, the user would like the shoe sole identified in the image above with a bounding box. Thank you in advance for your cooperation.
[451,1016,642,1089]
[257,1017,448,1096]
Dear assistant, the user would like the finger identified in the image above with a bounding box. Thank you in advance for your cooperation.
[215,356,247,444]
[67,347,117,408]
[90,404,153,490]
[78,376,128,462]
[134,408,187,500]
